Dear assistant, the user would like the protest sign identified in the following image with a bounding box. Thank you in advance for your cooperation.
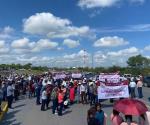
[72,73,82,78]
[98,73,129,99]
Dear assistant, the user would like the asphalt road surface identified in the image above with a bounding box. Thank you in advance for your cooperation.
[1,87,150,125]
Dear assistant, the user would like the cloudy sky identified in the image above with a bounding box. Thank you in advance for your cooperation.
[0,0,150,67]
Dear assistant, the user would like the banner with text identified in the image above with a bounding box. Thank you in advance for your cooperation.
[98,74,129,99]
[72,73,82,78]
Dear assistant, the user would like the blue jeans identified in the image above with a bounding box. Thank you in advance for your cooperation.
[130,87,135,98]
[3,91,7,101]
[58,102,63,116]
[137,87,143,98]
[0,98,2,111]
[7,95,13,108]
[52,99,58,114]
[89,93,95,106]
[36,95,40,105]
[41,99,46,111]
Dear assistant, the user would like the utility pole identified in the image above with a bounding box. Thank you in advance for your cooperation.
[83,49,86,68]
[92,53,94,69]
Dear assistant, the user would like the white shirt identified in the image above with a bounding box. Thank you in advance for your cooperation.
[7,85,14,96]
[41,90,47,100]
[129,81,136,88]
[80,84,87,94]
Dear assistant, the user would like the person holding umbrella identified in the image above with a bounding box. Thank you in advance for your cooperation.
[110,109,123,125]
[113,98,148,125]
[120,115,138,125]
[139,111,150,125]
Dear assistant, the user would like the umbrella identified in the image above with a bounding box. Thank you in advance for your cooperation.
[113,98,148,116]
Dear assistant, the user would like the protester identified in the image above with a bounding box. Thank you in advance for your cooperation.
[89,81,95,106]
[139,114,146,125]
[7,82,14,108]
[139,111,150,125]
[145,111,150,125]
[120,115,138,125]
[77,82,81,103]
[0,82,3,112]
[69,83,75,105]
[46,81,53,109]
[41,87,47,111]
[14,82,19,101]
[110,109,123,125]
[95,103,105,125]
[35,82,42,105]
[137,78,143,98]
[57,87,64,116]
[87,106,99,125]
[51,87,58,114]
[2,81,7,101]
[129,78,136,98]
[80,82,87,104]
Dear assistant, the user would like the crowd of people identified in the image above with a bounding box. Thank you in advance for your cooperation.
[0,72,149,125]
[0,73,99,116]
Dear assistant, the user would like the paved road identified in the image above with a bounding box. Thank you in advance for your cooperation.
[1,87,150,125]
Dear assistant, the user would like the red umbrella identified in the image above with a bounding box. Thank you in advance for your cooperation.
[113,98,148,116]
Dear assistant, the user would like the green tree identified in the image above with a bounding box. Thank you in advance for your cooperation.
[127,55,150,68]
[23,63,32,69]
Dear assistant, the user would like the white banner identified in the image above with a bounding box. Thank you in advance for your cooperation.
[98,85,129,99]
[98,73,129,99]
[72,73,82,78]
[55,74,66,79]
[99,74,120,83]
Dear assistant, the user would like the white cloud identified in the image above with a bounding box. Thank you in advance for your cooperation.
[0,54,54,66]
[57,47,64,51]
[0,46,142,67]
[11,38,33,49]
[62,50,91,67]
[107,47,140,57]
[11,38,58,53]
[0,40,5,48]
[32,39,58,52]
[97,24,150,33]
[64,50,89,59]
[94,47,140,66]
[130,0,144,3]
[78,0,119,8]
[0,48,9,54]
[0,40,10,54]
[62,48,140,67]
[0,26,14,39]
[3,26,14,34]
[78,0,145,9]
[23,12,91,38]
[63,39,80,48]
[94,36,129,47]
[144,45,150,51]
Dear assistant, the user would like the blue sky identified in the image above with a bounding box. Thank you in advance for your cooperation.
[0,0,150,67]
